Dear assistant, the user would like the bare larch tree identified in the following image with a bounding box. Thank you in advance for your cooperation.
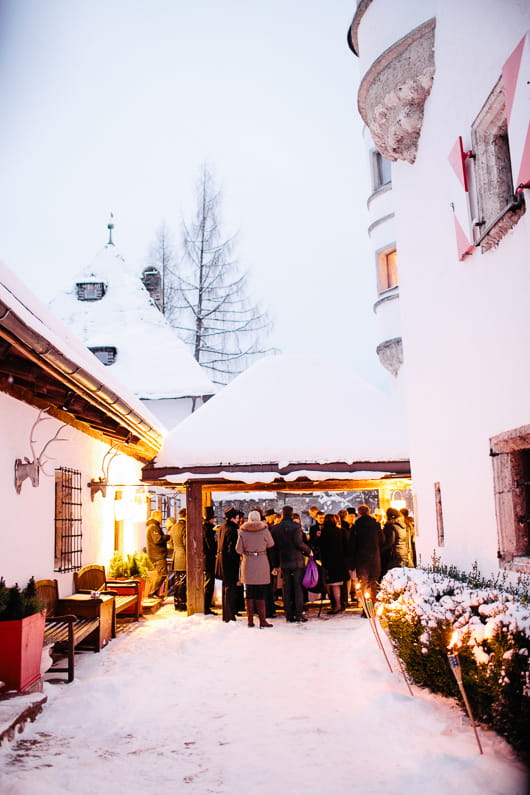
[167,165,273,385]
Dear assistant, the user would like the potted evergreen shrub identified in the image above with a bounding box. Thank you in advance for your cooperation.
[107,552,154,616]
[0,577,46,693]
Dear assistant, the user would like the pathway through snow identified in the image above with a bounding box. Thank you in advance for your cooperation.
[0,604,527,794]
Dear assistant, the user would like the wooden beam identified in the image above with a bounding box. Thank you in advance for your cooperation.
[142,477,412,493]
[185,481,204,616]
[143,460,411,479]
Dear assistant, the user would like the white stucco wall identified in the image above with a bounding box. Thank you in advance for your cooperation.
[362,126,403,393]
[373,292,400,345]
[357,0,530,574]
[356,0,435,73]
[1,392,148,593]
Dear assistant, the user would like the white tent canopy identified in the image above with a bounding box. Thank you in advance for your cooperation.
[150,354,409,483]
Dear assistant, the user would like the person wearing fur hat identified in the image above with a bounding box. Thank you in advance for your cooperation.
[236,510,275,628]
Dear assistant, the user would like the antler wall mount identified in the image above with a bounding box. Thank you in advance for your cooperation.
[14,409,69,494]
[88,443,120,501]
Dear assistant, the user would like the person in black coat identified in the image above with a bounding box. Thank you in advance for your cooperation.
[381,507,410,575]
[308,510,325,561]
[271,505,312,623]
[348,504,382,615]
[215,507,243,622]
[320,514,348,614]
[203,506,218,615]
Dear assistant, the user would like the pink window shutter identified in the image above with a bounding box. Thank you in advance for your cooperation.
[502,32,530,192]
[448,136,474,261]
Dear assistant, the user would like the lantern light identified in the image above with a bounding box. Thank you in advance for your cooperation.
[390,490,407,510]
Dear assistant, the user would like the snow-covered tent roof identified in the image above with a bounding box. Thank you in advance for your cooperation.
[0,259,164,459]
[145,354,409,484]
[49,243,215,400]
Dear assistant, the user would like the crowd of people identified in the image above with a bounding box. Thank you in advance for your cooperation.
[144,502,416,627]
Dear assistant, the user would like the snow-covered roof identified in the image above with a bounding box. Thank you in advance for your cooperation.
[0,259,165,450]
[150,354,409,483]
[49,243,215,400]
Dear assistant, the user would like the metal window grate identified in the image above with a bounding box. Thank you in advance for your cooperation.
[55,467,83,572]
[149,492,181,523]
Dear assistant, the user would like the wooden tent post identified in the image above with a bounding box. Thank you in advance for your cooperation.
[185,481,204,615]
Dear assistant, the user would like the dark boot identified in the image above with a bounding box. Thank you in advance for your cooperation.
[245,598,256,628]
[256,599,273,628]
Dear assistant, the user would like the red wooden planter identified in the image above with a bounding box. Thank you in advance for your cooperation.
[108,577,146,616]
[0,612,46,692]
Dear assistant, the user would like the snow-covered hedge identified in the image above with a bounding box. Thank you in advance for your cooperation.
[376,567,530,758]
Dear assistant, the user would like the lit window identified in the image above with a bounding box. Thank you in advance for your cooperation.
[372,150,392,191]
[376,246,398,293]
[491,425,530,570]
[89,346,117,366]
[471,78,525,251]
[76,282,106,301]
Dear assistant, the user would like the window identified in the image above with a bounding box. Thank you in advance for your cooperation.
[76,282,106,301]
[371,150,392,191]
[471,78,525,251]
[434,482,444,547]
[55,467,82,573]
[376,246,398,293]
[491,425,530,571]
[149,492,181,523]
[89,346,117,366]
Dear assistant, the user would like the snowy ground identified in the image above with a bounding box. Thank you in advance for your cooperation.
[0,603,527,795]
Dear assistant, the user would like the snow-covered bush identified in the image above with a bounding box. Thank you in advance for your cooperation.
[376,566,530,758]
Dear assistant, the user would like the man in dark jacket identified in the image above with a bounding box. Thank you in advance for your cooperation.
[203,506,218,615]
[272,505,312,623]
[348,504,381,616]
[145,509,170,597]
[308,510,324,561]
[215,507,243,622]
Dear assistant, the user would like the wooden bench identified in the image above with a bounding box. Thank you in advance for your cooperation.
[73,565,140,634]
[35,579,101,683]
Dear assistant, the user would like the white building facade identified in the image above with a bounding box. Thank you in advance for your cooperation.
[363,126,404,388]
[0,262,165,593]
[349,0,530,576]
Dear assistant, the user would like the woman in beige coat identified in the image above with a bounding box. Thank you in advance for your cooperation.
[236,510,275,628]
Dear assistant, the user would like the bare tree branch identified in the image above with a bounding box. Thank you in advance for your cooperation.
[151,164,275,385]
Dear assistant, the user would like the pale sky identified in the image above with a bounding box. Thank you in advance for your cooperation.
[0,1,388,389]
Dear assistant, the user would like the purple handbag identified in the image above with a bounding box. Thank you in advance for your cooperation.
[302,557,319,589]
